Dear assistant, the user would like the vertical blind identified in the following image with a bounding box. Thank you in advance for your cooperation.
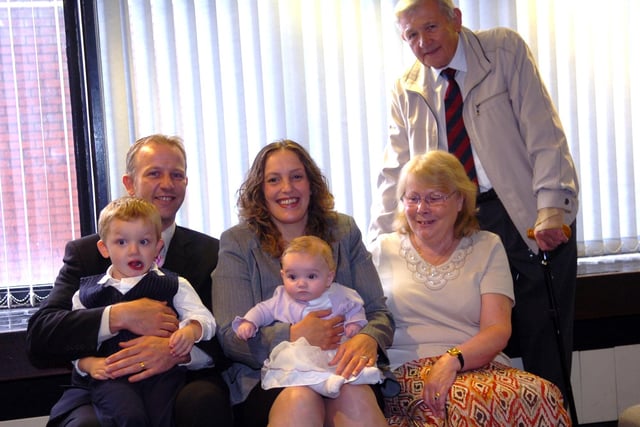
[96,0,639,258]
[0,0,78,307]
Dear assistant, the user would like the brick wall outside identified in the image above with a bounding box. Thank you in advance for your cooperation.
[0,3,81,302]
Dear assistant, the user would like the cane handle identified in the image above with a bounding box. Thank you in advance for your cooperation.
[527,224,571,240]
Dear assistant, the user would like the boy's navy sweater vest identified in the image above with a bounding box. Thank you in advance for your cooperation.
[79,270,179,357]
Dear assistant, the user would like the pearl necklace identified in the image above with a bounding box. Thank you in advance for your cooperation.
[399,234,473,290]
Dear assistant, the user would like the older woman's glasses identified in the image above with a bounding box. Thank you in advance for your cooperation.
[402,191,458,207]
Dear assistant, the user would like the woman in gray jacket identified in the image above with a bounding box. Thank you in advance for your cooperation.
[212,140,394,427]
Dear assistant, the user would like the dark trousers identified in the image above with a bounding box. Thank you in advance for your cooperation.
[48,368,232,427]
[177,369,233,427]
[476,196,577,403]
[232,386,283,427]
[91,368,185,427]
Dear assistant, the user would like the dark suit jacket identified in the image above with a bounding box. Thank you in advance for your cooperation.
[26,225,226,369]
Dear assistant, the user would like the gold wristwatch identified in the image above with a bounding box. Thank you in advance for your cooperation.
[446,347,464,370]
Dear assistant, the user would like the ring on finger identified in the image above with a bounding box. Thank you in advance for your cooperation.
[360,355,369,361]
[139,362,146,370]
[434,392,440,401]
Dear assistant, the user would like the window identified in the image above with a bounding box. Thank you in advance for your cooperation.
[95,0,639,258]
[0,0,79,308]
[2,0,638,312]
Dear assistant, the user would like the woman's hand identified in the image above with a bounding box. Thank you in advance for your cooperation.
[329,333,378,379]
[421,355,458,418]
[290,309,344,350]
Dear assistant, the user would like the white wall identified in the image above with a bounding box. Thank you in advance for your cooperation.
[572,344,640,424]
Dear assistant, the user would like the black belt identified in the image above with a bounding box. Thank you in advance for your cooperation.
[477,188,498,204]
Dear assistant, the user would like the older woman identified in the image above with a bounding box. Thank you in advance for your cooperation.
[370,151,569,426]
[212,140,394,427]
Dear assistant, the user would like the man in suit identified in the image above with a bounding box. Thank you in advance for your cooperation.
[26,134,232,427]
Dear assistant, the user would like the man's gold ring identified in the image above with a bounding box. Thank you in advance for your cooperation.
[434,392,441,401]
[360,355,369,361]
[139,362,146,370]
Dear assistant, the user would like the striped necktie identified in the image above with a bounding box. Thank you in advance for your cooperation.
[442,67,478,185]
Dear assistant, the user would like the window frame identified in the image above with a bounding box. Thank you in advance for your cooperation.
[63,0,109,235]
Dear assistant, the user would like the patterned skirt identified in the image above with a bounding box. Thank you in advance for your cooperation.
[384,357,570,427]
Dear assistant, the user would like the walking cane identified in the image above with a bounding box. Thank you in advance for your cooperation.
[527,224,579,426]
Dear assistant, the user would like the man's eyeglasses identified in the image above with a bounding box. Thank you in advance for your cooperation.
[402,190,458,207]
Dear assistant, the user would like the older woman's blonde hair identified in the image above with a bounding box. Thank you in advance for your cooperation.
[394,151,479,238]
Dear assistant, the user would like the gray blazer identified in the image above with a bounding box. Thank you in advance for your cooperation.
[212,213,394,404]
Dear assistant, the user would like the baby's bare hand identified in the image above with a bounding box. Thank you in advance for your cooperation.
[236,321,257,340]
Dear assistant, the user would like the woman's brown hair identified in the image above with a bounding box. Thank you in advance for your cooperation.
[237,139,337,257]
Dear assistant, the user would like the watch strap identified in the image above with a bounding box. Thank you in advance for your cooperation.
[447,347,464,370]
